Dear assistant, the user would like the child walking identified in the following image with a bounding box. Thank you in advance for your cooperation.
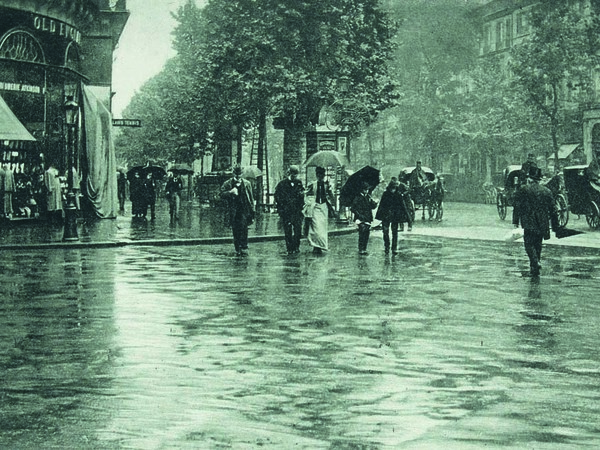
[351,182,378,255]
[375,178,412,254]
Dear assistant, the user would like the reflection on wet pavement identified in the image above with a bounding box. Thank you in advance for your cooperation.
[1,234,599,448]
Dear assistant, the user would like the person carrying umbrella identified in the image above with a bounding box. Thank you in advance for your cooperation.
[375,178,412,254]
[220,165,255,256]
[304,166,334,254]
[129,171,144,218]
[351,181,378,255]
[274,165,305,254]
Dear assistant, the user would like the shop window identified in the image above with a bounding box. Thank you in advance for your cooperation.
[0,30,44,64]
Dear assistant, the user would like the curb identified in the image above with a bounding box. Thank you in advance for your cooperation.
[0,227,357,251]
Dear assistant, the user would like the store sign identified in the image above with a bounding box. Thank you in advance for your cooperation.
[0,82,42,94]
[112,119,141,127]
[33,15,82,44]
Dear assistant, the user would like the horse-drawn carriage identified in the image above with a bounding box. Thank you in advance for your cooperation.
[398,166,444,222]
[496,164,569,227]
[563,164,600,229]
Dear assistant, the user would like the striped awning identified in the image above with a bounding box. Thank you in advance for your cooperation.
[0,94,35,141]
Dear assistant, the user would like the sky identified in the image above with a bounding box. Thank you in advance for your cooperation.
[111,0,206,117]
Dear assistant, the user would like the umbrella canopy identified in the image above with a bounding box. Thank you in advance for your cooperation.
[340,165,381,207]
[168,164,194,175]
[555,227,584,239]
[242,166,262,179]
[127,165,167,182]
[304,150,349,168]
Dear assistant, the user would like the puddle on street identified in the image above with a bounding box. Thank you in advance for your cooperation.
[0,235,599,448]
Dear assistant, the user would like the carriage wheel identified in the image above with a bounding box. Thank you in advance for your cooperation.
[496,193,507,220]
[586,201,600,229]
[555,194,569,228]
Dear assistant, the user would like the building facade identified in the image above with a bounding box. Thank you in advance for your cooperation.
[0,0,128,218]
[473,0,599,165]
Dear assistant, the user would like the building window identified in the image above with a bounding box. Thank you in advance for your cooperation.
[0,30,44,63]
[65,42,82,73]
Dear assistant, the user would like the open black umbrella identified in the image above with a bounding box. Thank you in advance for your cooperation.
[339,165,381,207]
[167,164,194,176]
[127,165,167,182]
[555,227,584,239]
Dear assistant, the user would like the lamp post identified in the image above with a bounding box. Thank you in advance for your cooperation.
[62,96,79,242]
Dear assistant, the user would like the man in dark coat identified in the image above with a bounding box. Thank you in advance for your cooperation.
[220,165,256,256]
[375,178,412,254]
[351,182,378,255]
[274,165,305,254]
[513,167,560,277]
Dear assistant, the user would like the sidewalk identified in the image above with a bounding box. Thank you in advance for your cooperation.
[0,198,355,250]
[1,200,598,250]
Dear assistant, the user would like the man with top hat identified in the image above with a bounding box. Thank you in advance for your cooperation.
[220,165,255,256]
[512,167,560,277]
[274,165,305,254]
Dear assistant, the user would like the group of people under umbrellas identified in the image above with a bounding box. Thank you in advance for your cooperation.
[124,166,184,221]
[220,161,418,257]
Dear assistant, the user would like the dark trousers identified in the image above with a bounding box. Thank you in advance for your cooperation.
[382,221,401,252]
[523,229,543,273]
[232,216,250,253]
[282,215,302,252]
[358,222,371,251]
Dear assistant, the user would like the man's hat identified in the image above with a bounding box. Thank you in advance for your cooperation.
[288,165,300,175]
[315,166,326,175]
[233,165,243,175]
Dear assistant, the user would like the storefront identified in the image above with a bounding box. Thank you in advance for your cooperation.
[0,0,128,219]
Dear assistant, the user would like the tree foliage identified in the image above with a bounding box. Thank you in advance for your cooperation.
[511,2,600,167]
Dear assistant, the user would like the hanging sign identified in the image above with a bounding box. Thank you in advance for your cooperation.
[112,119,141,127]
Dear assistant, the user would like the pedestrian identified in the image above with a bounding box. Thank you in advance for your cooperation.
[304,166,334,254]
[375,177,412,254]
[117,170,128,213]
[512,167,560,277]
[165,171,183,221]
[351,181,378,255]
[129,171,144,218]
[220,165,255,256]
[43,163,62,222]
[143,172,157,220]
[274,164,305,254]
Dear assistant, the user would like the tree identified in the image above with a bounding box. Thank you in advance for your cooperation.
[511,2,599,169]
[172,0,398,167]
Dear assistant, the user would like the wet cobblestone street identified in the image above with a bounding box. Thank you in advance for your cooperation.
[1,228,599,449]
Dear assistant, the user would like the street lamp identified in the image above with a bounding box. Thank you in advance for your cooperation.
[62,95,79,242]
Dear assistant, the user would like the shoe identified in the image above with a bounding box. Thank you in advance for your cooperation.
[359,250,368,255]
[240,249,249,256]
[392,250,398,255]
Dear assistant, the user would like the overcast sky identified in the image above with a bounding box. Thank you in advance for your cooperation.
[111,0,206,116]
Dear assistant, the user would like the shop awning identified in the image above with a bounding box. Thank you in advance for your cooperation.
[558,143,581,159]
[0,94,35,141]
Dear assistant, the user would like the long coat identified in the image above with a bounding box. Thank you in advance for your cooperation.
[513,182,559,239]
[220,177,255,228]
[375,189,412,224]
[274,177,304,220]
[351,192,377,223]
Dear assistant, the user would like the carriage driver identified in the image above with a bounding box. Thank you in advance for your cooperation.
[408,160,427,188]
